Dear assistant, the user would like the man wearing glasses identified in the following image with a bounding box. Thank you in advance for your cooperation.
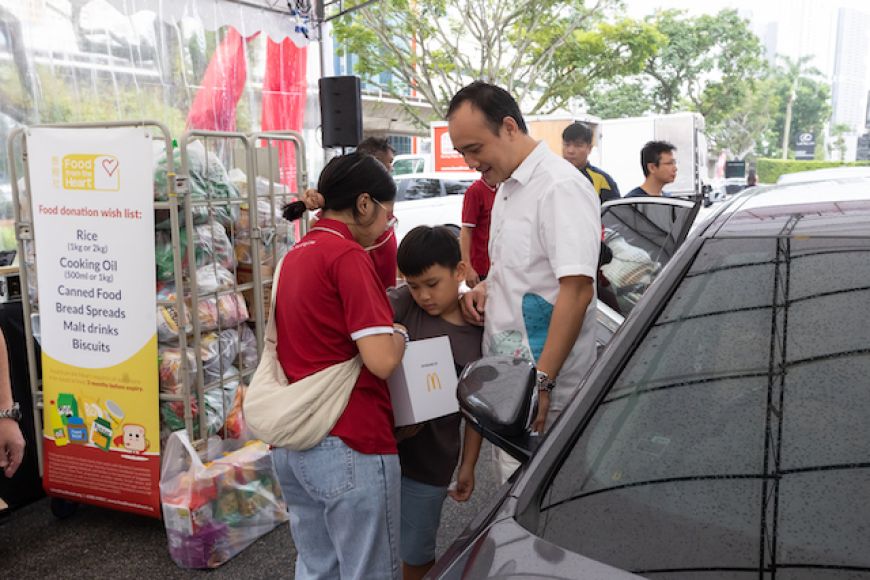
[625,140,678,198]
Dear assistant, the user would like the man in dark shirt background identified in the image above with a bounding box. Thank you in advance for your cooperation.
[561,122,620,202]
[626,140,678,198]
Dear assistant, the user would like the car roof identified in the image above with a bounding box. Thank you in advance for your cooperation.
[703,176,870,238]
[776,165,870,184]
[393,172,478,180]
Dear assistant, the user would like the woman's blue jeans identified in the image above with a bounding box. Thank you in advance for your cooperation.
[272,436,401,579]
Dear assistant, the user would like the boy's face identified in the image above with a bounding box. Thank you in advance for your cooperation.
[405,263,466,318]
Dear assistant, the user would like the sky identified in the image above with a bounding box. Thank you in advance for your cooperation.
[622,0,870,78]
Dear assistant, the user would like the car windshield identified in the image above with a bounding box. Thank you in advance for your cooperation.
[537,236,870,577]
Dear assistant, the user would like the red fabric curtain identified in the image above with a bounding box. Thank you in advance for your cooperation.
[261,38,308,191]
[187,27,249,131]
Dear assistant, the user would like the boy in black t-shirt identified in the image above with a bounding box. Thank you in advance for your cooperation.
[389,226,484,580]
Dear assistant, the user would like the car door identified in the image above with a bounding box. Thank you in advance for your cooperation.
[596,197,700,337]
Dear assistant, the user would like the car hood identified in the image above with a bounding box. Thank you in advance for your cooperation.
[433,516,643,579]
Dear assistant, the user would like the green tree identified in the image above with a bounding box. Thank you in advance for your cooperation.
[828,123,851,161]
[586,80,654,118]
[332,0,657,125]
[642,9,764,117]
[776,55,824,159]
[705,76,780,159]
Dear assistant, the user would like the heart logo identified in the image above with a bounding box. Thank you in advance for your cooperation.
[102,157,119,177]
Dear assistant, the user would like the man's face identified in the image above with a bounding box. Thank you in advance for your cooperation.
[562,139,592,169]
[448,102,518,185]
[375,150,395,173]
[649,151,678,184]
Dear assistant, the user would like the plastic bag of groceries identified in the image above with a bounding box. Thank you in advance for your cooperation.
[160,431,287,569]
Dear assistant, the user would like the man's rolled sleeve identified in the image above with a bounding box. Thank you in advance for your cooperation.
[541,177,600,280]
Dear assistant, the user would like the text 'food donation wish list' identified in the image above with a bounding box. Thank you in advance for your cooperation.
[27,127,162,518]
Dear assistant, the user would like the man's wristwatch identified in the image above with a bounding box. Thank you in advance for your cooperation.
[0,402,21,421]
[535,370,555,393]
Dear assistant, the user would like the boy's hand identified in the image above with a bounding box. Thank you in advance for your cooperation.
[448,463,475,502]
[531,390,549,434]
[301,188,325,211]
[460,282,487,326]
[394,424,423,442]
[465,266,480,289]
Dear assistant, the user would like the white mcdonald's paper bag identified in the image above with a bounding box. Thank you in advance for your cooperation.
[387,336,459,426]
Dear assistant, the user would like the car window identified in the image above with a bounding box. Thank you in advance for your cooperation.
[397,178,442,200]
[392,158,423,175]
[599,201,697,318]
[444,180,472,195]
[537,236,870,577]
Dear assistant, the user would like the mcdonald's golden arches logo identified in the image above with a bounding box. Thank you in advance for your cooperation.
[426,372,443,392]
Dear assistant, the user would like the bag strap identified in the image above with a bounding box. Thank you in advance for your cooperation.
[265,256,286,345]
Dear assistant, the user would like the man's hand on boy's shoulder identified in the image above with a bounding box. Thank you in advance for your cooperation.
[460,282,487,326]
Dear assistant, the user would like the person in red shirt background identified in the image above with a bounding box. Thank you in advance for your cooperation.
[303,137,399,288]
[459,178,498,288]
[276,153,408,578]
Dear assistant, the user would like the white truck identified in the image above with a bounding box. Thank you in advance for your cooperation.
[589,112,709,197]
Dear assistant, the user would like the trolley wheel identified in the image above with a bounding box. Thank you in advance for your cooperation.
[50,498,79,519]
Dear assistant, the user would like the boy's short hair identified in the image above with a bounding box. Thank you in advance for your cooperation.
[562,122,593,145]
[397,226,461,277]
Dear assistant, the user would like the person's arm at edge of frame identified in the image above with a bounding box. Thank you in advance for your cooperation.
[0,330,25,478]
[459,226,480,288]
[448,423,483,502]
[532,275,594,433]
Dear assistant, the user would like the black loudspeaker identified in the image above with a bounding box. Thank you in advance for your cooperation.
[319,76,363,148]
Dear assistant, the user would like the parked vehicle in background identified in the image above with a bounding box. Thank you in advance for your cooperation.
[393,172,477,242]
[392,153,432,175]
[432,176,870,578]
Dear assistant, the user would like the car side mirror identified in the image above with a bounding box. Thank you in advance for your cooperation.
[457,356,539,462]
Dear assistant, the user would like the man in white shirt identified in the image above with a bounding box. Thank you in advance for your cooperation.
[449,82,600,482]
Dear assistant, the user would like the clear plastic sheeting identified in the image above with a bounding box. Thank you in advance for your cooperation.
[0,0,309,249]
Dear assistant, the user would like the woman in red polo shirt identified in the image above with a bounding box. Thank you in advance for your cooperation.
[274,153,407,579]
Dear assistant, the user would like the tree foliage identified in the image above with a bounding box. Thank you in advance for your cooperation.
[332,0,660,125]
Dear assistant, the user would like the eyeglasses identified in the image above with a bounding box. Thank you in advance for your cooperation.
[373,199,398,230]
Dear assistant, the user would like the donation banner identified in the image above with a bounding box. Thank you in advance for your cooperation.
[28,127,160,518]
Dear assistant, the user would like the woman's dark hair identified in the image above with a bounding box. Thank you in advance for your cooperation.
[397,226,461,277]
[446,81,528,136]
[283,152,396,221]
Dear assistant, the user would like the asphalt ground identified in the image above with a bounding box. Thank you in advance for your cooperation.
[2,441,499,579]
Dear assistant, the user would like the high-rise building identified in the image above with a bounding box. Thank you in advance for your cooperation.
[831,7,870,134]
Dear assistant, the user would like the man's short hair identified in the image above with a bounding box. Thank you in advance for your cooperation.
[446,81,528,136]
[356,137,395,157]
[397,226,461,278]
[641,140,676,177]
[562,122,593,145]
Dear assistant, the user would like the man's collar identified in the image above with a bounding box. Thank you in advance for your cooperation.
[508,141,548,186]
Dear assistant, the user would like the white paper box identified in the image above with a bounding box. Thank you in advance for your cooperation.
[387,336,459,426]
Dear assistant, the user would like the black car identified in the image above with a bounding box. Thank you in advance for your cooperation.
[430,178,870,579]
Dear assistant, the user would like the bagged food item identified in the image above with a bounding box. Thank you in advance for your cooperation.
[154,141,240,229]
[238,324,258,372]
[203,367,241,434]
[195,263,236,294]
[157,282,249,342]
[160,432,287,569]
[159,346,197,394]
[223,385,248,440]
[155,224,235,281]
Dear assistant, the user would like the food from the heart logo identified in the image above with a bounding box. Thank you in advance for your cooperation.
[61,154,120,191]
